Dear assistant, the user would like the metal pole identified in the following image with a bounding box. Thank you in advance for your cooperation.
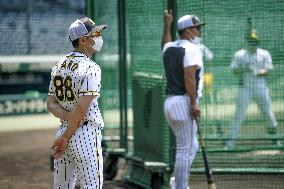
[118,0,128,150]
[168,0,177,40]
[85,0,97,62]
[85,0,95,20]
[26,0,32,54]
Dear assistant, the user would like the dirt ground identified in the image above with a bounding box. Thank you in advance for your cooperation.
[1,125,283,189]
[0,128,139,189]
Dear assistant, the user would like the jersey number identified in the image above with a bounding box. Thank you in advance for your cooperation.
[53,75,75,101]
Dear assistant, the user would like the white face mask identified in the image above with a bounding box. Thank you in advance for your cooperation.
[190,36,202,45]
[92,36,103,51]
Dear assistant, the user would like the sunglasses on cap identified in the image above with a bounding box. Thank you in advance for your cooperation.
[84,30,102,38]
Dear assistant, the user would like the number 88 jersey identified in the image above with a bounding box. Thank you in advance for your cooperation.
[48,51,104,127]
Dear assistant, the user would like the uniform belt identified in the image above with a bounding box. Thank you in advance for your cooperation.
[167,94,187,97]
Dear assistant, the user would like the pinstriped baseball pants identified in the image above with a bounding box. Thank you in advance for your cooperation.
[53,122,103,189]
[164,95,199,189]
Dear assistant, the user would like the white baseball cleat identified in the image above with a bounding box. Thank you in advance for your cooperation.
[169,177,190,189]
[169,177,175,189]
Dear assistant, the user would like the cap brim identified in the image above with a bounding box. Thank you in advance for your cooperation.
[195,22,206,27]
[88,25,107,34]
[181,22,206,30]
[94,25,107,31]
[247,37,259,42]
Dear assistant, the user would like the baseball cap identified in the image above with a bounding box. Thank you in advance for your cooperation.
[177,15,206,31]
[69,17,107,41]
[247,29,259,42]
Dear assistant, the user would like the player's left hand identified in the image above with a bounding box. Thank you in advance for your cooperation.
[191,104,201,121]
[51,136,68,159]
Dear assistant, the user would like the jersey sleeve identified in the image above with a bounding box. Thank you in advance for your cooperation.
[230,52,241,69]
[48,79,56,97]
[201,45,213,61]
[162,42,174,54]
[48,67,56,97]
[263,50,273,70]
[79,66,101,96]
[183,47,202,68]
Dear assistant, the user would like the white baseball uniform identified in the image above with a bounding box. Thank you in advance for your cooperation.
[196,44,213,101]
[227,48,277,148]
[163,39,203,189]
[48,51,104,189]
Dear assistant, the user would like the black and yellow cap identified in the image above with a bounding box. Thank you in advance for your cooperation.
[247,29,260,42]
[69,17,107,41]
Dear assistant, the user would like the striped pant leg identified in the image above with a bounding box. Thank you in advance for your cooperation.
[69,123,103,189]
[54,125,77,189]
[164,96,198,189]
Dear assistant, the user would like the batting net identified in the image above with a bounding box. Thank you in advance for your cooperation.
[92,0,284,187]
[121,0,283,188]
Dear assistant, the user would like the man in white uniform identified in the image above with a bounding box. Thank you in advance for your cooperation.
[226,29,278,149]
[47,17,106,188]
[195,42,214,102]
[162,10,204,189]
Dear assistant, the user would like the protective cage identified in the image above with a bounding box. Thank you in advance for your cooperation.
[89,0,284,188]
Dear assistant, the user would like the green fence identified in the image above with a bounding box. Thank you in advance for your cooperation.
[92,0,284,188]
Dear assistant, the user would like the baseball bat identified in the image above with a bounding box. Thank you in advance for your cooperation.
[196,120,216,189]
